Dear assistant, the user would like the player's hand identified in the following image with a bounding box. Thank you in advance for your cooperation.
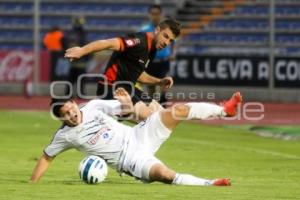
[113,87,134,115]
[64,47,84,62]
[159,76,174,91]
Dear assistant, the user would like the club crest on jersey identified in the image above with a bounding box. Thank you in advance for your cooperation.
[88,127,110,145]
[125,38,140,47]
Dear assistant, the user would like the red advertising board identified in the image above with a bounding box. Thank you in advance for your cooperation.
[0,50,50,83]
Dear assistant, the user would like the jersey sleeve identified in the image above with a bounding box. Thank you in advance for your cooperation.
[89,99,122,116]
[43,131,71,157]
[117,32,145,52]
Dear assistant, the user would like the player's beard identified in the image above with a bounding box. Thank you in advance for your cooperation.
[158,43,165,49]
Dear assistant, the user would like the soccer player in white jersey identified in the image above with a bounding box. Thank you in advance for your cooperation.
[30,88,242,186]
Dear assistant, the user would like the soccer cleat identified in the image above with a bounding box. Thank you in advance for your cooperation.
[213,178,231,186]
[223,92,242,117]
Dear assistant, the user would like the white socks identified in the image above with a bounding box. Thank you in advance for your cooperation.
[169,104,226,186]
[185,102,226,120]
[172,173,213,186]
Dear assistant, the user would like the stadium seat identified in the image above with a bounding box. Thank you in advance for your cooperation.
[0,1,168,49]
[179,0,300,55]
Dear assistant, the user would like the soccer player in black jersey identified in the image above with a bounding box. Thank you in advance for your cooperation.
[65,19,181,121]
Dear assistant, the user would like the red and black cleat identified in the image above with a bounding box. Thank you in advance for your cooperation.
[223,92,243,117]
[213,178,231,186]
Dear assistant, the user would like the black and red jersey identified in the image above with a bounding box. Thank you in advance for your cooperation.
[103,32,156,84]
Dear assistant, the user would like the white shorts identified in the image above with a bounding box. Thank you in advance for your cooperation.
[121,111,172,181]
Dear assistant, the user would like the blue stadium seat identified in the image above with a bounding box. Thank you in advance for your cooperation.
[86,18,143,28]
[0,30,32,40]
[276,35,300,43]
[40,3,148,14]
[87,32,119,41]
[211,19,268,29]
[234,6,268,15]
[2,1,300,54]
[234,5,300,16]
[0,17,33,26]
[185,33,268,43]
[183,2,300,55]
[41,17,71,27]
[0,43,33,50]
[0,2,33,12]
[286,47,300,54]
[211,19,300,30]
[0,1,150,50]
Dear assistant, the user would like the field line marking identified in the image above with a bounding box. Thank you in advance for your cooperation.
[178,138,300,160]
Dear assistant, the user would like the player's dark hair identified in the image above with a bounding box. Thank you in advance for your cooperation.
[148,4,162,13]
[158,19,181,37]
[50,98,73,118]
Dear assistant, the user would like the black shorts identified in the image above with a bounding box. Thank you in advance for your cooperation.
[145,60,170,78]
[96,82,152,105]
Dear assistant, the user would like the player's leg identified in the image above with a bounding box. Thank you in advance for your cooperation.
[130,93,241,186]
[125,152,229,186]
[160,92,242,130]
[134,99,163,120]
[133,101,154,121]
[148,99,164,112]
[148,163,230,186]
[132,89,163,121]
[130,92,242,155]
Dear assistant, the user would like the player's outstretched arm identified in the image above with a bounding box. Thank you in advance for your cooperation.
[65,38,121,61]
[137,71,161,85]
[30,153,54,183]
[138,72,173,90]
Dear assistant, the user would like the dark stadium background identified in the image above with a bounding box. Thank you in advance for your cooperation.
[0,0,299,123]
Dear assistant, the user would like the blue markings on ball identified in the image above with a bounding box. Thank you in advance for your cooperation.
[82,158,94,182]
[89,176,94,183]
[95,160,100,168]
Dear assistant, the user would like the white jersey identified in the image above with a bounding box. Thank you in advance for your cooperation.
[45,99,172,180]
[44,99,132,169]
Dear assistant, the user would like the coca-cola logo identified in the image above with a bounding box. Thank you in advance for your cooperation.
[0,51,33,82]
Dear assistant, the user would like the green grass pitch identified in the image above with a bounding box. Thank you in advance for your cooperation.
[0,110,299,200]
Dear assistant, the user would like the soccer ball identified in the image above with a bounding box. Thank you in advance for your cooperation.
[78,155,108,184]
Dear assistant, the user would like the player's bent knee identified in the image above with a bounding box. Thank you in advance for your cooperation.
[149,100,164,112]
[149,163,176,184]
[172,104,190,119]
[134,102,153,121]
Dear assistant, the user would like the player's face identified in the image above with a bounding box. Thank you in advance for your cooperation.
[59,101,82,127]
[155,27,175,50]
[149,8,162,25]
